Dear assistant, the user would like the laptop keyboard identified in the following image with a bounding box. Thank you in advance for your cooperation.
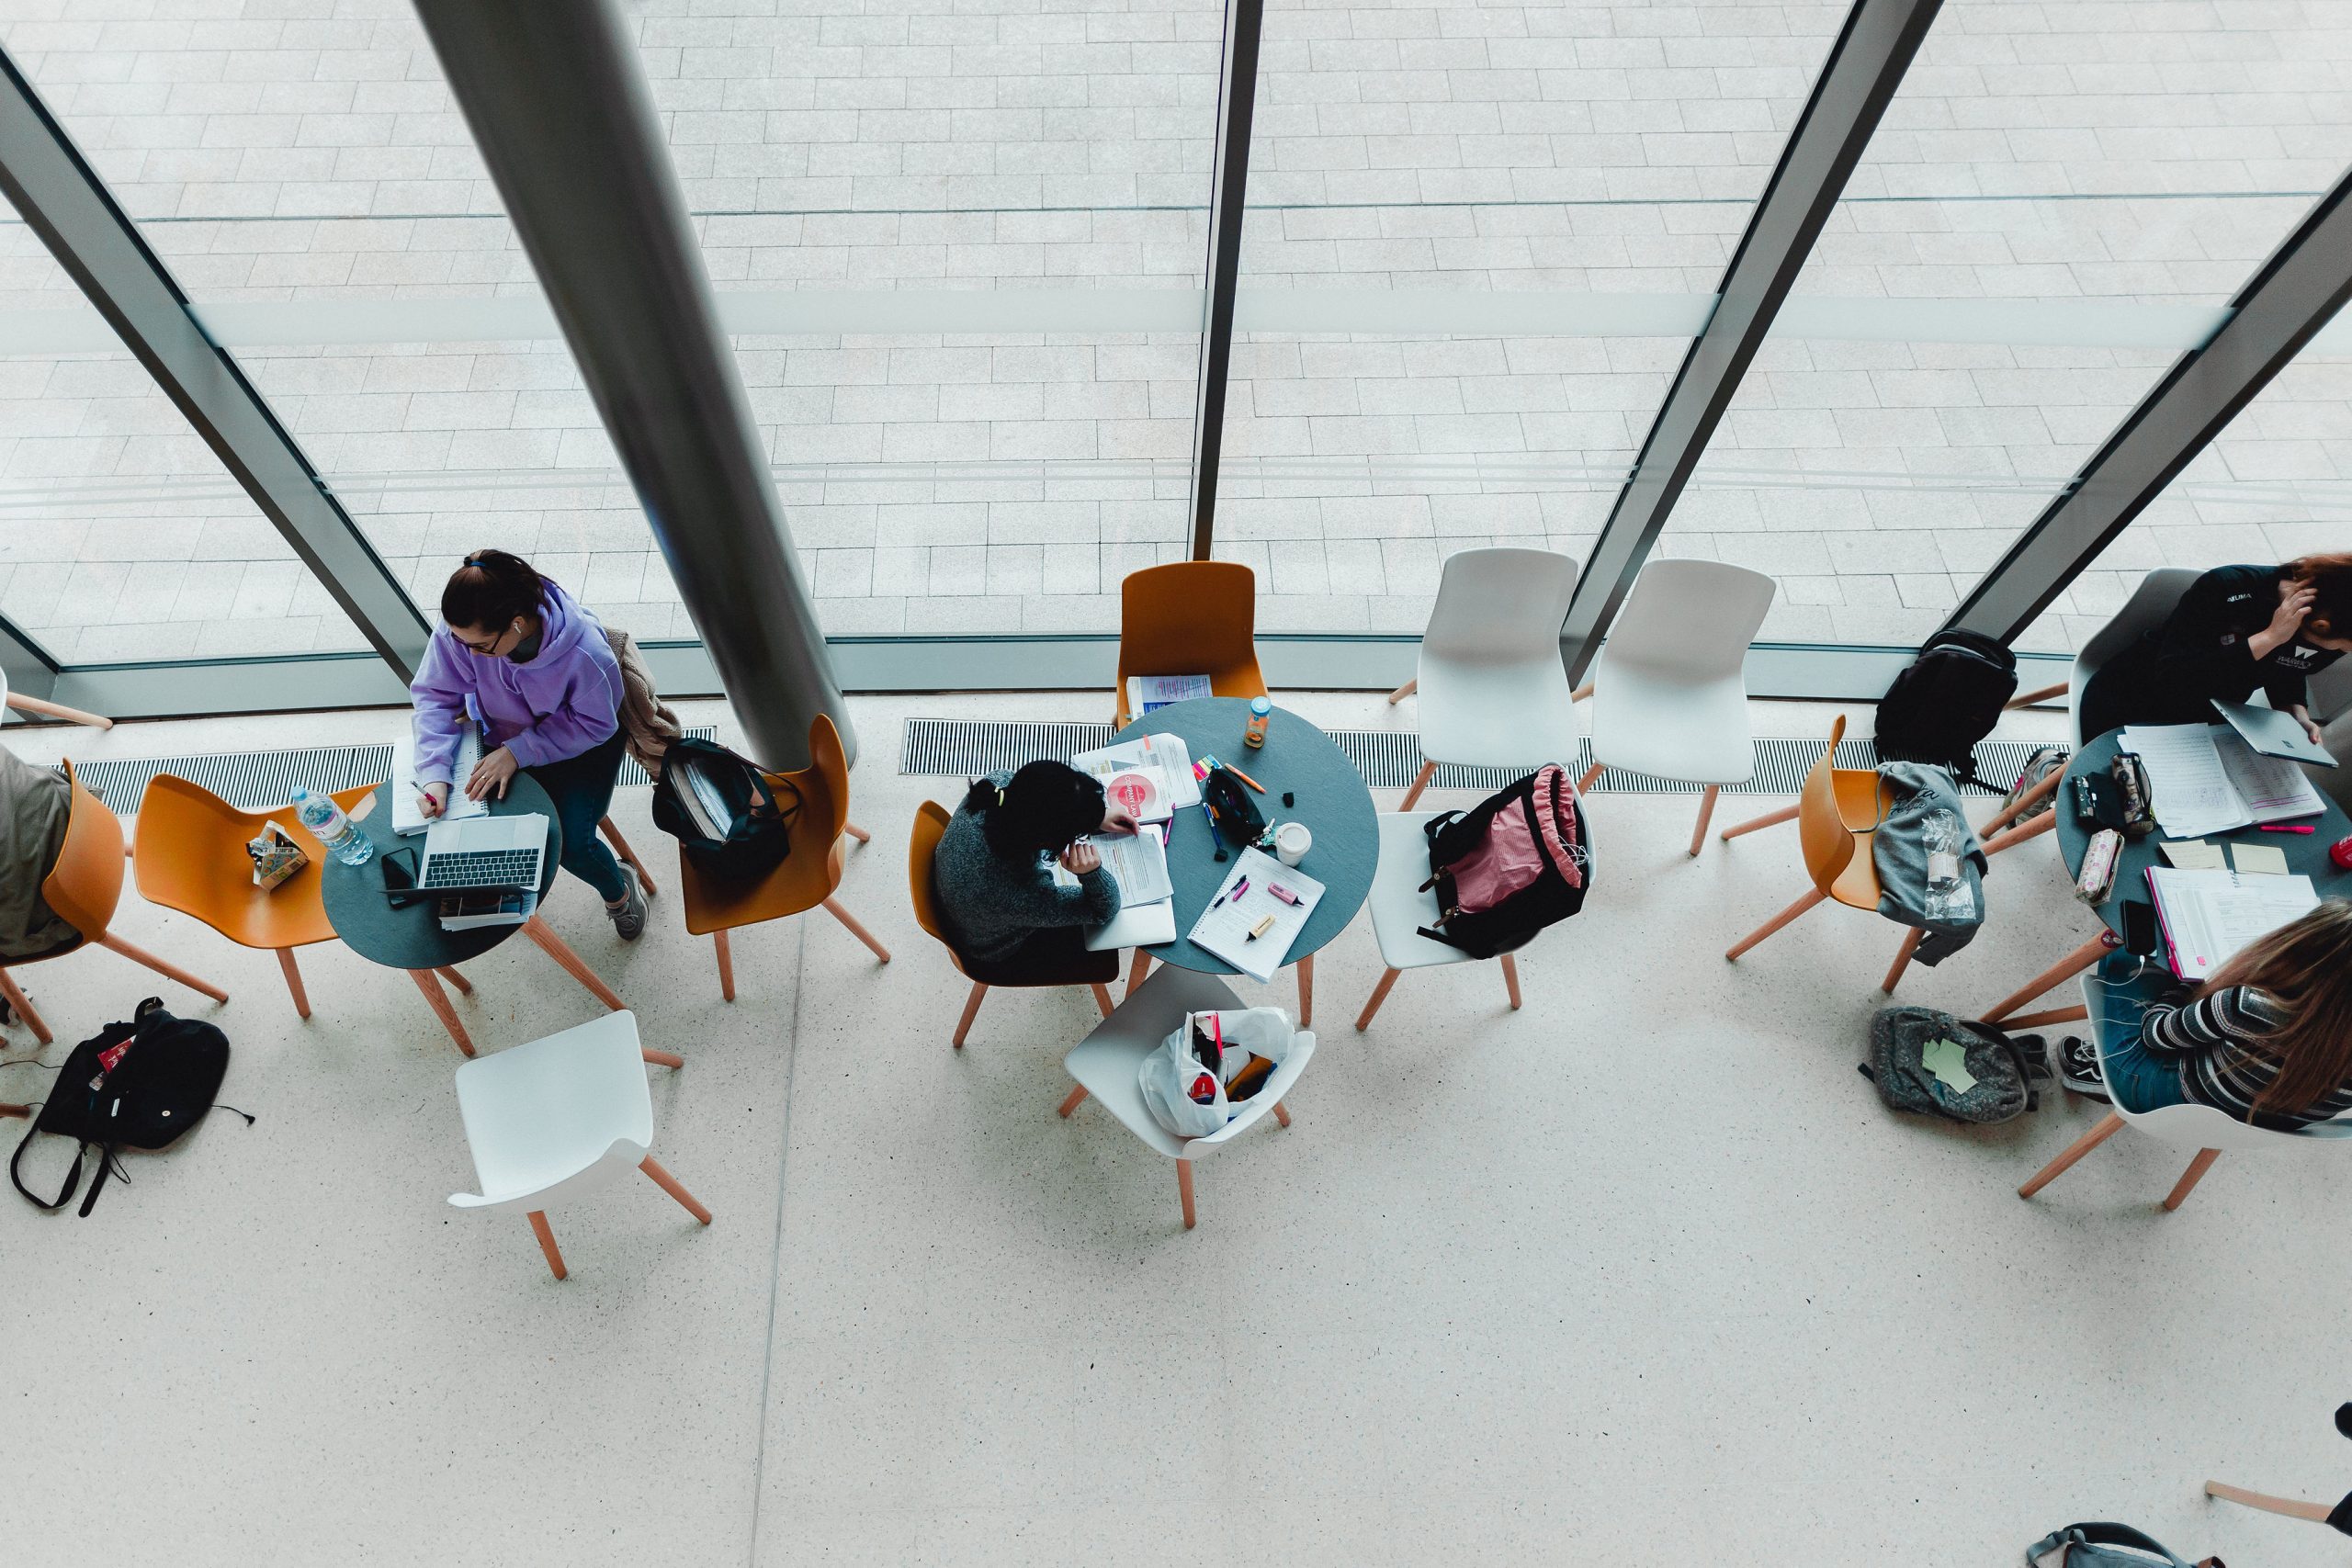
[420,848,540,890]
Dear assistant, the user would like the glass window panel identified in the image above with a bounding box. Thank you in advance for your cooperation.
[0,221,370,662]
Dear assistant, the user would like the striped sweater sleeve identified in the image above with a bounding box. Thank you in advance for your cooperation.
[2137,986,2352,1125]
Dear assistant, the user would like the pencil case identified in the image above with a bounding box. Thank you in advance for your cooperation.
[2075,827,2123,906]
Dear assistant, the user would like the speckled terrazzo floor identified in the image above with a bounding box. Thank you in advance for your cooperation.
[3,692,2343,1567]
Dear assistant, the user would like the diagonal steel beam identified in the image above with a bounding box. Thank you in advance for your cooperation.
[1185,0,1266,560]
[0,48,431,679]
[0,609,57,699]
[1555,0,1945,681]
[1943,171,2352,645]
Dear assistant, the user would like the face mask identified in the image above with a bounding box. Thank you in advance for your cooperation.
[508,624,543,662]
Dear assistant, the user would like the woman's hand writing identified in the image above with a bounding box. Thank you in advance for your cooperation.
[418,781,450,819]
[1099,807,1140,837]
[464,745,520,802]
[1059,840,1102,875]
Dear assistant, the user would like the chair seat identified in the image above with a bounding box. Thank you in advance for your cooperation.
[451,1010,654,1210]
[1064,964,1249,1160]
[679,835,845,937]
[133,777,368,950]
[1587,666,1756,784]
[1416,652,1578,771]
[1366,812,1480,972]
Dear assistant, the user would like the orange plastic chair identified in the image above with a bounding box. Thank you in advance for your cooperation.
[1720,715,1925,992]
[0,761,229,1045]
[908,800,1117,1047]
[131,774,380,1021]
[1113,561,1269,728]
[677,714,887,999]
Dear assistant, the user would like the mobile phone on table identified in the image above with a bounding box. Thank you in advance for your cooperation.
[2120,898,2158,958]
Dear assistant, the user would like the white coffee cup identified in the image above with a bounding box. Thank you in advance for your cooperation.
[1274,821,1312,867]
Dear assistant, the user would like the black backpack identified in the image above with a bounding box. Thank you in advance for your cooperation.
[12,998,239,1216]
[650,736,801,875]
[1418,764,1592,960]
[1873,629,2017,785]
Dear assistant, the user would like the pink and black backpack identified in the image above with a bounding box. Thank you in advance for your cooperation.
[1418,763,1591,959]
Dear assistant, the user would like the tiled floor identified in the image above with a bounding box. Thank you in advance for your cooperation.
[5,690,2351,1566]
[0,0,2346,660]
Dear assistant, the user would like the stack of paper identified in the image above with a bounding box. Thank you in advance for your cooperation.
[1070,732,1201,814]
[2120,722,2325,838]
[1187,848,1324,982]
[2146,865,2320,981]
[1125,674,1211,716]
[1053,825,1180,951]
[391,731,487,836]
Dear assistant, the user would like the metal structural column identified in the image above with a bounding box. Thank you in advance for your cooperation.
[0,612,56,701]
[0,49,432,680]
[1554,0,1944,682]
[1943,173,2352,645]
[1184,0,1267,560]
[412,0,854,769]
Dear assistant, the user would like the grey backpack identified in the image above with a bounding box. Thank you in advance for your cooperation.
[2026,1522,2217,1568]
[1863,1006,2044,1124]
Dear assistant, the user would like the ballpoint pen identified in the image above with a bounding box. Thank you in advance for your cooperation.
[2259,824,2316,834]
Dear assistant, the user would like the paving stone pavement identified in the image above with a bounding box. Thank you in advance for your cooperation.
[0,0,2345,661]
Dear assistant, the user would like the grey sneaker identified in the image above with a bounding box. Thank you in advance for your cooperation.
[606,864,647,941]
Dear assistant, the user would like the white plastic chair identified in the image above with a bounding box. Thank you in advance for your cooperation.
[1057,964,1315,1230]
[447,1010,710,1279]
[1390,547,1581,810]
[1355,810,1527,1029]
[2016,971,2352,1209]
[1581,558,1776,856]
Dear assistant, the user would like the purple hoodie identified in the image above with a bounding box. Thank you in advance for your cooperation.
[409,577,625,786]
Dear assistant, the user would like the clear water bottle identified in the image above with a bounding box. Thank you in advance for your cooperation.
[1921,807,1971,923]
[293,786,373,867]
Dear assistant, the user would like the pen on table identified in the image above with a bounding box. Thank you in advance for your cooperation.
[2259,824,2316,834]
[1220,761,1267,794]
[1198,798,1226,854]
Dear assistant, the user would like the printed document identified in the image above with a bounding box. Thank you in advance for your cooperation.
[1126,674,1211,716]
[2211,726,2325,822]
[1187,848,1323,983]
[1071,732,1201,810]
[2119,723,2321,838]
[391,731,486,836]
[1052,824,1173,907]
[2146,866,2320,981]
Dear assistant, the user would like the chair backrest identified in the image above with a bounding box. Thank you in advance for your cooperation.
[448,1135,649,1213]
[2080,970,2346,1153]
[42,760,125,941]
[773,712,852,848]
[1796,714,1860,890]
[1118,561,1258,685]
[1420,547,1578,666]
[2072,569,2198,739]
[906,800,967,971]
[1600,558,1776,682]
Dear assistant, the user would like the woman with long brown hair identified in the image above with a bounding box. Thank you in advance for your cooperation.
[2090,900,2352,1129]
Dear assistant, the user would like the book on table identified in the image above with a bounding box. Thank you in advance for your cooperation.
[1048,824,1180,951]
[1186,848,1324,984]
[2145,865,2321,982]
[2119,721,2325,838]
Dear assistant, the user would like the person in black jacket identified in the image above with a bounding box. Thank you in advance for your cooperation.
[2078,555,2352,743]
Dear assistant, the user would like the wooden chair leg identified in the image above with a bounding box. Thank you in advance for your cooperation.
[98,932,228,1003]
[1882,927,1925,995]
[1386,678,1416,705]
[714,930,736,1002]
[2203,1481,2333,1522]
[1090,982,1115,1019]
[1175,1158,1196,1230]
[527,1210,567,1280]
[410,968,476,1056]
[0,1101,30,1119]
[435,964,472,995]
[277,947,311,1020]
[597,816,656,897]
[1296,953,1312,1027]
[2004,1002,2089,1032]
[1687,784,1720,858]
[6,692,111,729]
[844,820,872,844]
[1975,765,2063,839]
[639,1156,712,1224]
[1125,948,1151,998]
[1498,952,1522,1010]
[2018,1111,2126,1199]
[1719,801,1798,841]
[1983,811,2055,857]
[1057,1083,1090,1118]
[1576,761,1603,793]
[641,1046,684,1069]
[1355,966,1402,1032]
[521,915,625,1010]
[1724,887,1827,961]
[2163,1148,2222,1212]
[953,980,987,1048]
[1398,759,1437,811]
[821,897,892,963]
[1981,931,2111,1026]
[2006,680,2068,711]
[1272,1100,1292,1128]
[0,967,52,1044]
[1570,682,1593,702]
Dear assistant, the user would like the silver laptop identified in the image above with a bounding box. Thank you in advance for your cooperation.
[417,812,548,892]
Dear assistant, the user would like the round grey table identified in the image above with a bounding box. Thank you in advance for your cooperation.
[322,773,625,1054]
[1114,698,1378,1027]
[1984,729,2352,1025]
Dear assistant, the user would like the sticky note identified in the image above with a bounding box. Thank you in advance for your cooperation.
[2232,842,2291,876]
[1920,1037,1978,1096]
[2157,840,2225,870]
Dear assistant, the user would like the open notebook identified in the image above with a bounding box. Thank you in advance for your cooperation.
[2146,865,2321,982]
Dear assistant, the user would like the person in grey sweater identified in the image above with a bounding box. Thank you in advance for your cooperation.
[933,761,1138,972]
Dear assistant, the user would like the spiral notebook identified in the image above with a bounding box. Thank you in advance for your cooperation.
[1186,849,1323,982]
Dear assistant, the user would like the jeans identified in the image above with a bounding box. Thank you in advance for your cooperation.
[524,729,628,903]
[2095,952,2190,1115]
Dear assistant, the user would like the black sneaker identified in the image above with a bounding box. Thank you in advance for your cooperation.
[606,864,647,942]
[2055,1035,2109,1100]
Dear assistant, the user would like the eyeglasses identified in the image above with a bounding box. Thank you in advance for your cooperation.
[455,624,515,657]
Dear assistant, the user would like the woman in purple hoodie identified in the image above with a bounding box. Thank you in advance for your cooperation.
[409,550,646,939]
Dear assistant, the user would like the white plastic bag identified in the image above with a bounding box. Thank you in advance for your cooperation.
[1139,1008,1292,1137]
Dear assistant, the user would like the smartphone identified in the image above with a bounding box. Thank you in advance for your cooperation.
[380,847,418,896]
[2120,897,2158,958]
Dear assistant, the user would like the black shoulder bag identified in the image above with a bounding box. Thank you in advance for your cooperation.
[12,998,240,1216]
